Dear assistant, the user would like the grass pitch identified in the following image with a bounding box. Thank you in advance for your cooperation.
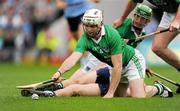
[0,63,180,111]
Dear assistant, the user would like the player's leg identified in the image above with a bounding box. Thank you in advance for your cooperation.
[67,55,108,85]
[55,67,107,90]
[60,69,86,87]
[125,49,173,98]
[54,83,102,96]
[73,71,98,84]
[45,67,111,97]
[70,69,86,80]
[124,81,173,98]
[129,79,146,98]
[125,49,146,98]
[114,83,129,97]
[39,84,100,97]
[74,67,110,84]
[55,67,110,96]
[55,69,97,89]
[152,12,180,70]
[152,27,180,69]
[56,55,105,89]
[144,81,173,97]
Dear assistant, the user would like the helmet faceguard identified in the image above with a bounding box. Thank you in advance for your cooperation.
[82,9,103,39]
[133,4,152,28]
[134,4,152,20]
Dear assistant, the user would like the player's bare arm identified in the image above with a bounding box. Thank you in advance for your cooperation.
[104,54,122,98]
[52,52,83,79]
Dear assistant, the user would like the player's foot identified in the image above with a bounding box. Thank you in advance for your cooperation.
[43,90,55,97]
[32,90,55,97]
[154,81,173,97]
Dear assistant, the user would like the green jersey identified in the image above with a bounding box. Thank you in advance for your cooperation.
[133,0,180,13]
[75,25,135,67]
[116,18,146,48]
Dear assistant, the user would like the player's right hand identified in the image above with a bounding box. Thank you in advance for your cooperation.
[113,18,123,28]
[52,72,61,80]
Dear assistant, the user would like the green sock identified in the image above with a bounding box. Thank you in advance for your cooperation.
[154,83,163,95]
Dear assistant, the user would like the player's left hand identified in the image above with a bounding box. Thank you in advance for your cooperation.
[169,20,180,32]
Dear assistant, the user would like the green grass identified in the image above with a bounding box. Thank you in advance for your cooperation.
[0,63,180,111]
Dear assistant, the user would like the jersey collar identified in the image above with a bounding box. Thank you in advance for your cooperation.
[92,25,105,44]
[131,25,145,37]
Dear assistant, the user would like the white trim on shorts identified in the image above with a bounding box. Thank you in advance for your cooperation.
[119,49,146,83]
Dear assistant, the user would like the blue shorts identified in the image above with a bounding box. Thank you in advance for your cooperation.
[96,67,110,96]
[67,14,84,32]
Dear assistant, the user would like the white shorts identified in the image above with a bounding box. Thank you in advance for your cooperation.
[159,12,176,28]
[81,53,104,73]
[119,49,146,83]
[82,49,146,83]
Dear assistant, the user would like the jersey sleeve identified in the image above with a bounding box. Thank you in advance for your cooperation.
[116,18,132,39]
[74,34,86,53]
[109,29,123,55]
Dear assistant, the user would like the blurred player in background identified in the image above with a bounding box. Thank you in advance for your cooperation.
[55,0,100,66]
[56,0,100,40]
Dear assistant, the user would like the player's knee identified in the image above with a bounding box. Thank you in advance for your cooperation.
[68,84,81,95]
[152,45,163,55]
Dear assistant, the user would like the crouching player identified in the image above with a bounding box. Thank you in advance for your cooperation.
[40,8,172,98]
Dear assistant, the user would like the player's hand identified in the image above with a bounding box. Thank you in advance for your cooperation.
[146,68,154,78]
[103,93,113,98]
[113,18,123,28]
[169,20,180,32]
[52,72,61,80]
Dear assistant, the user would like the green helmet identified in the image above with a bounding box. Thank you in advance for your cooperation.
[134,4,152,19]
